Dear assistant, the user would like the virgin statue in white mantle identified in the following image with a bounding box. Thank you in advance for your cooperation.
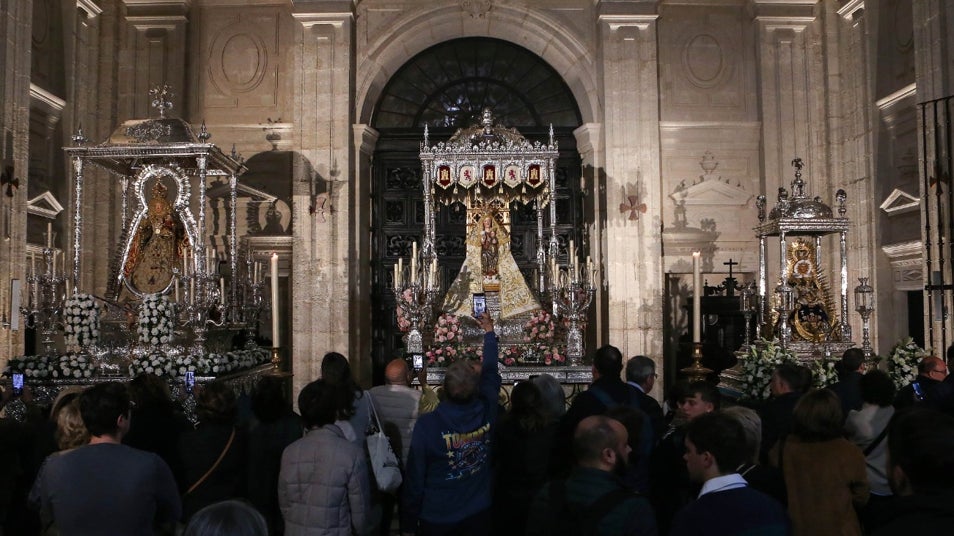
[442,206,540,322]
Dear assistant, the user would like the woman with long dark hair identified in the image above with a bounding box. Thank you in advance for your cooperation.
[321,352,371,445]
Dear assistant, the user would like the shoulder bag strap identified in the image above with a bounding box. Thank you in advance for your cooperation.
[863,424,890,457]
[367,391,384,434]
[186,427,236,496]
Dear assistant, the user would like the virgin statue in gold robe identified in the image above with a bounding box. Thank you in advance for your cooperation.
[124,181,185,294]
[442,208,540,320]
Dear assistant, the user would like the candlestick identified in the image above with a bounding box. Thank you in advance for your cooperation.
[692,251,702,344]
[271,253,280,349]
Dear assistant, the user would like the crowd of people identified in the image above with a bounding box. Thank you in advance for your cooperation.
[2,324,954,535]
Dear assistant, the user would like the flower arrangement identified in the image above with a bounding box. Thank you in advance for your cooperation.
[128,348,270,378]
[63,293,99,348]
[525,309,555,343]
[395,288,413,333]
[736,339,799,401]
[424,345,460,366]
[4,353,96,380]
[810,357,839,389]
[138,294,176,346]
[434,313,460,343]
[884,337,929,389]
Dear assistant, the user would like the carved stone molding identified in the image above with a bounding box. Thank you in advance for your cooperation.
[880,188,920,215]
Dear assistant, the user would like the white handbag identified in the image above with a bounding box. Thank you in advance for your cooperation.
[366,393,403,493]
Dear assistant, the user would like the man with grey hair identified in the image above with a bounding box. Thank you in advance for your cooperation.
[626,355,664,443]
[402,313,499,535]
[721,406,786,506]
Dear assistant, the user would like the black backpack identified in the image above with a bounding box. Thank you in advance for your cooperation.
[544,479,638,536]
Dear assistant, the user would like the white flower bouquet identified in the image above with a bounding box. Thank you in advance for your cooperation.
[884,337,929,389]
[810,357,840,389]
[137,294,176,346]
[128,348,269,378]
[3,353,94,380]
[63,293,100,348]
[737,339,799,401]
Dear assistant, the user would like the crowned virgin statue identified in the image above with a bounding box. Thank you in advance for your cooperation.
[442,205,540,324]
[124,181,186,294]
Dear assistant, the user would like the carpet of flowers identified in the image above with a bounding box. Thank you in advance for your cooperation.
[3,347,271,381]
[884,337,928,389]
[63,293,99,348]
[138,294,176,346]
[128,347,270,378]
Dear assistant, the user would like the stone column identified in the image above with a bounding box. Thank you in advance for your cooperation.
[67,1,105,296]
[913,0,954,352]
[291,2,356,396]
[833,0,880,352]
[120,0,189,118]
[597,1,664,381]
[0,0,34,362]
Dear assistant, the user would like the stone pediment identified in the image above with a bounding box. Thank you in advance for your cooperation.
[206,181,277,203]
[879,188,920,215]
[26,191,64,219]
[670,178,753,206]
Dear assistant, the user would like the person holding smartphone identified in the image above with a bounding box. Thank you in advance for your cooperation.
[402,312,499,536]
[894,356,948,410]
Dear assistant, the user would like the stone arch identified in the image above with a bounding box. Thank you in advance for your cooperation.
[355,4,599,126]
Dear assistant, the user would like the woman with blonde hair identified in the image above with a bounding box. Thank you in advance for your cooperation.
[55,398,89,450]
[771,388,869,536]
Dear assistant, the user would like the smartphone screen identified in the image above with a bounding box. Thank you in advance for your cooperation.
[412,354,424,370]
[472,293,486,318]
[185,371,195,394]
[912,381,925,401]
[12,373,24,396]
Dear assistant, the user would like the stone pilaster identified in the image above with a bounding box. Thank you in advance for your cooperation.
[833,0,880,352]
[291,2,356,395]
[120,0,190,119]
[574,123,605,350]
[751,1,819,191]
[0,0,34,363]
[597,1,664,381]
[352,124,378,386]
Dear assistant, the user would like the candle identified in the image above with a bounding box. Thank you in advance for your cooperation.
[410,242,418,283]
[190,278,195,305]
[397,258,403,286]
[220,277,226,304]
[31,252,35,277]
[271,253,280,349]
[174,279,180,303]
[692,251,702,343]
[393,263,399,288]
[47,222,52,248]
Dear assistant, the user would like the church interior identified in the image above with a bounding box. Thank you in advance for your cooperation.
[0,0,952,402]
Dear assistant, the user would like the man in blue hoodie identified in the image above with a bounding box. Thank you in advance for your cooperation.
[401,312,499,536]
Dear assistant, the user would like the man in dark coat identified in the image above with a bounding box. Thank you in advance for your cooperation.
[894,356,948,410]
[625,355,664,444]
[830,348,865,419]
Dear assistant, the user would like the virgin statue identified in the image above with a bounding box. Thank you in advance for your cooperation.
[442,208,539,322]
[124,181,185,294]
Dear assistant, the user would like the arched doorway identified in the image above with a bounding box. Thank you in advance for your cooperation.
[368,37,584,382]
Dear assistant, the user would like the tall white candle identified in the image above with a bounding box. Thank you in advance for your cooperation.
[397,258,403,287]
[394,263,400,288]
[271,253,280,349]
[692,251,702,343]
[410,242,418,283]
[46,222,52,248]
[30,253,35,277]
[220,277,226,304]
[174,279,180,303]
